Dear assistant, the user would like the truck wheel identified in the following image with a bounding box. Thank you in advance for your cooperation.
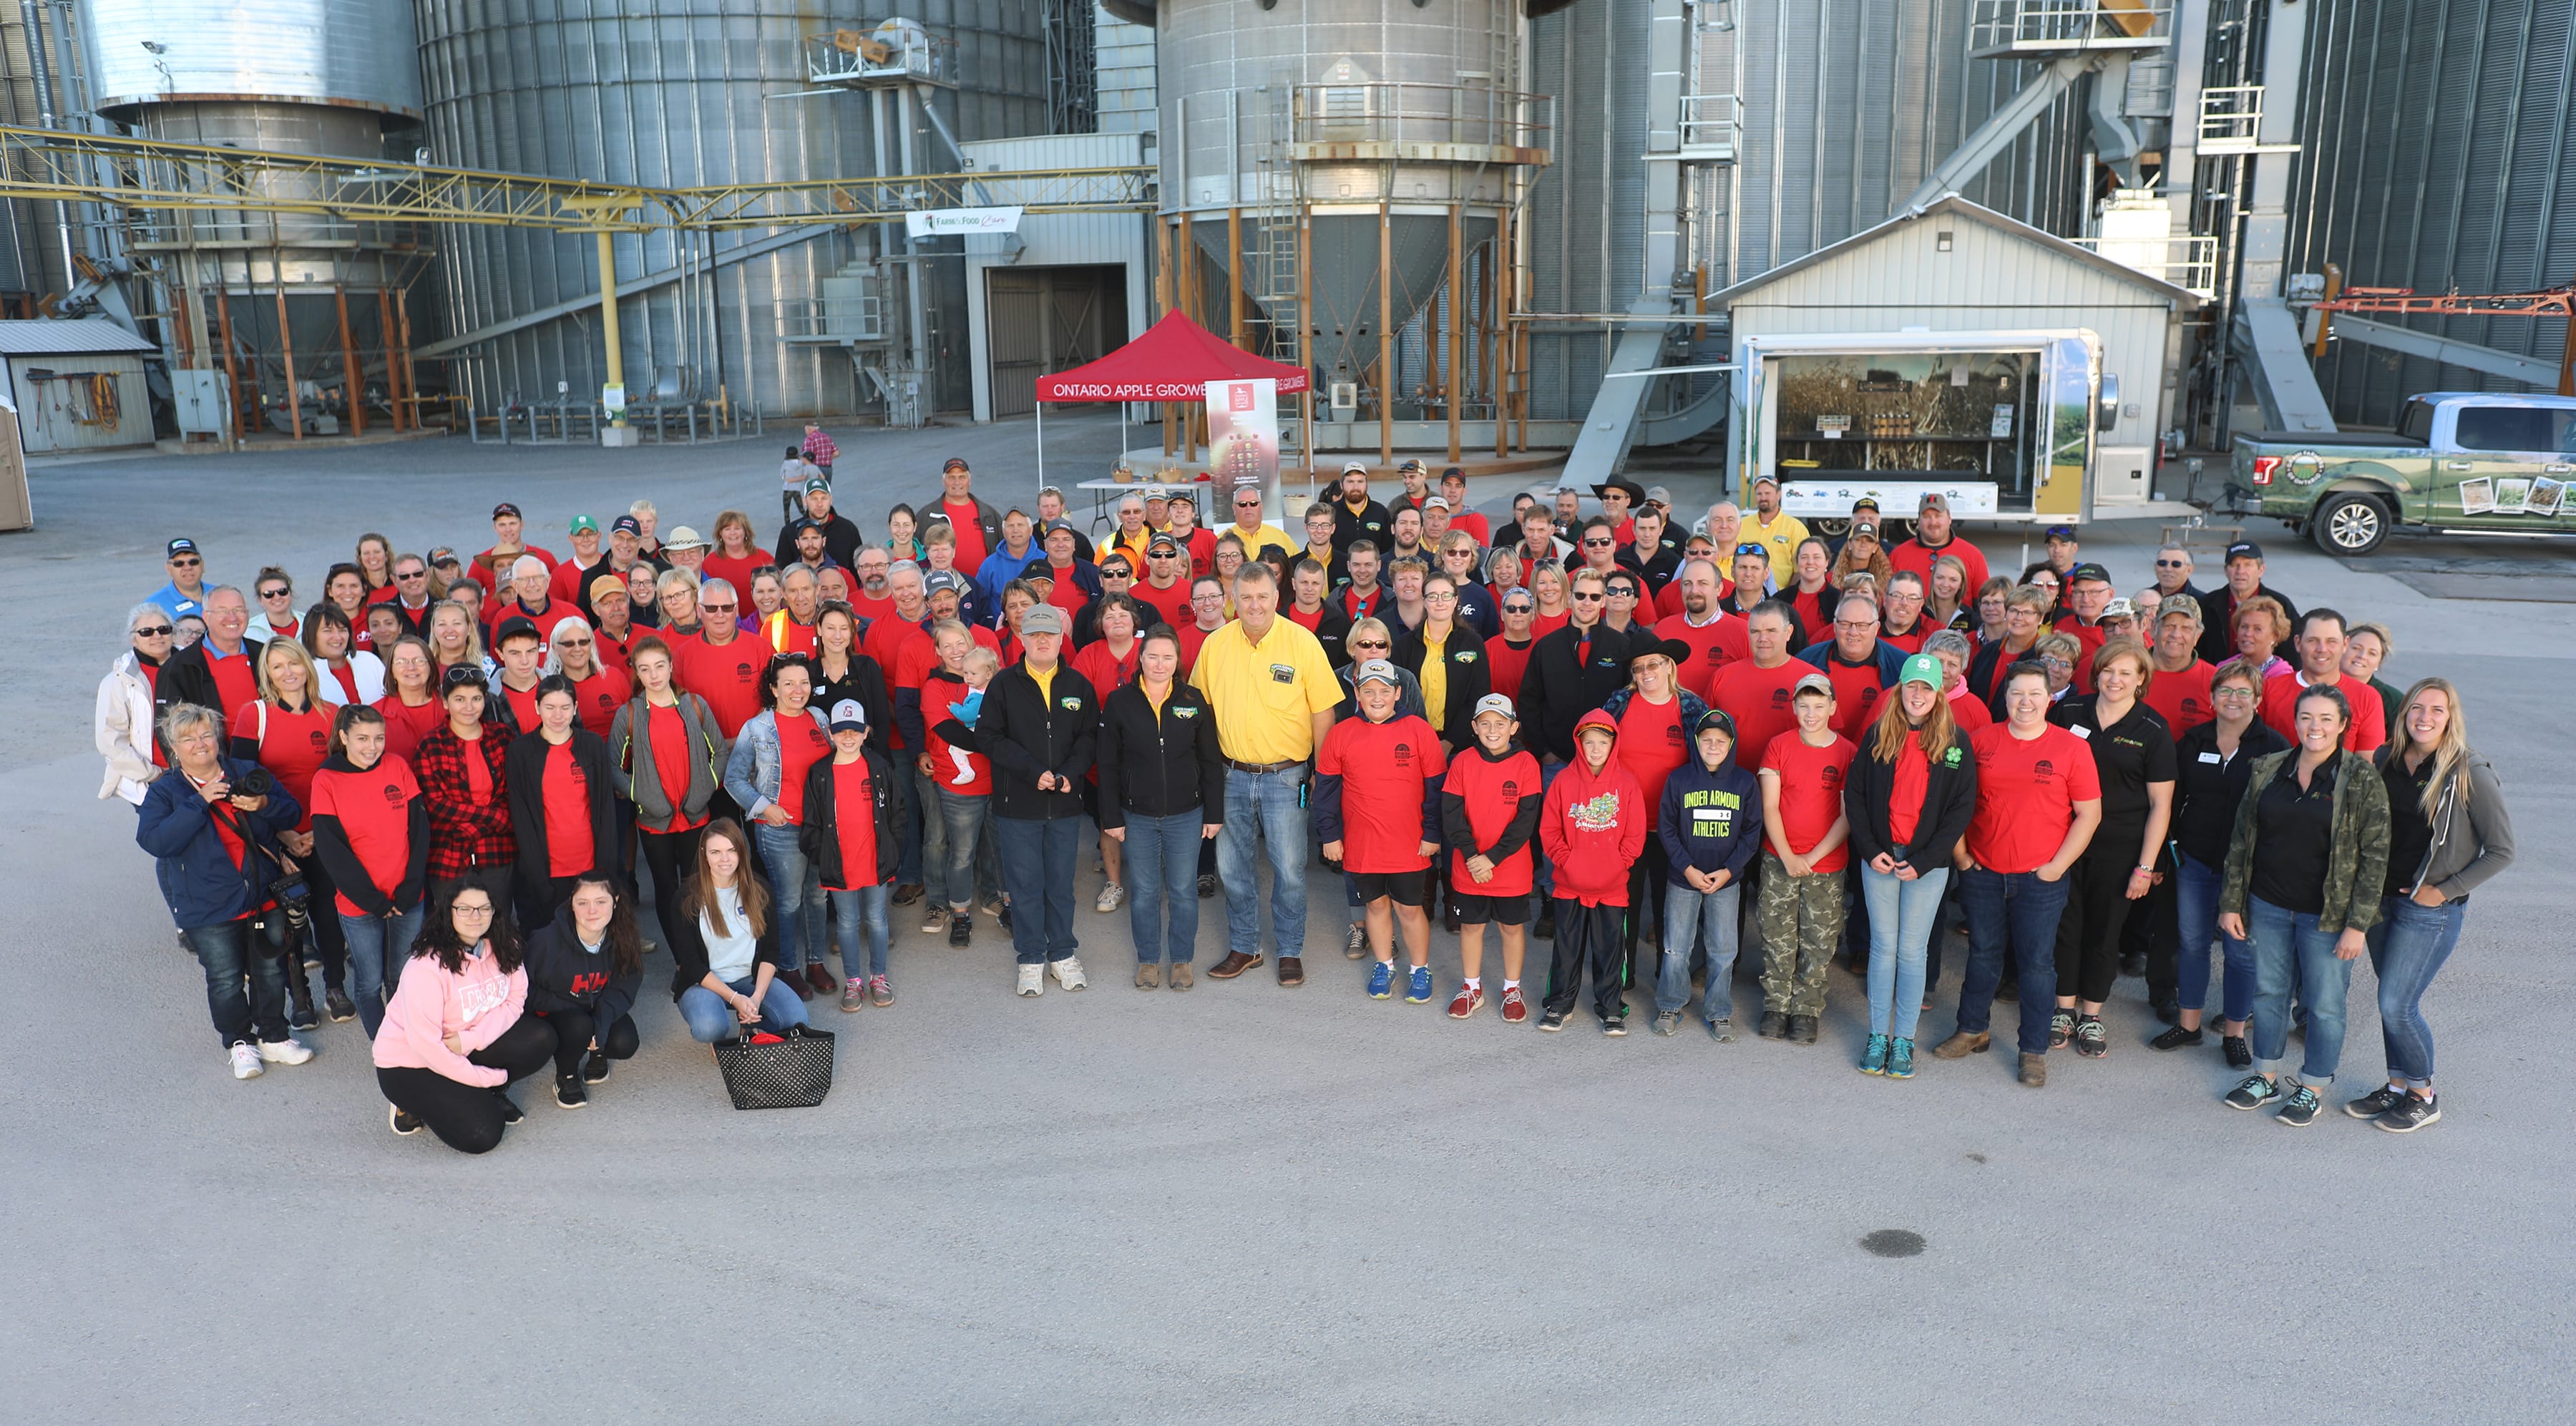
[2311,492,2389,556]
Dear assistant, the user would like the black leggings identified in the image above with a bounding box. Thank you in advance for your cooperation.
[533,1006,640,1078]
[376,1015,558,1154]
[638,825,706,953]
[2053,836,2140,1005]
[298,856,348,990]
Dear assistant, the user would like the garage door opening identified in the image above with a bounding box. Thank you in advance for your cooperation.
[988,265,1129,419]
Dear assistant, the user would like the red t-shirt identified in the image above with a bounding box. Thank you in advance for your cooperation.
[1335,585,1384,625]
[1886,738,1929,846]
[1814,652,1888,743]
[570,666,630,740]
[1043,563,1092,626]
[1485,638,1534,701]
[849,591,897,633]
[831,758,880,888]
[645,701,706,832]
[497,681,543,737]
[234,699,333,833]
[701,552,767,604]
[671,630,774,738]
[1880,624,1928,655]
[309,756,419,914]
[1176,527,1218,581]
[374,695,444,763]
[867,616,929,691]
[2259,670,2386,753]
[1655,612,1750,701]
[470,544,560,596]
[1654,581,1688,620]
[460,731,494,805]
[1450,512,1491,546]
[1069,638,1139,698]
[2060,617,2110,694]
[191,771,252,884]
[541,739,594,876]
[2142,659,2216,736]
[1441,747,1541,897]
[592,622,635,675]
[940,499,991,574]
[766,617,820,660]
[1530,609,1571,641]
[548,559,592,607]
[1760,733,1855,872]
[1133,577,1195,633]
[921,677,992,796]
[1176,622,1220,677]
[207,647,260,721]
[1710,659,1809,772]
[1612,693,1692,814]
[1965,722,2103,874]
[1888,535,1990,601]
[1317,713,1446,872]
[773,711,833,822]
[323,659,361,705]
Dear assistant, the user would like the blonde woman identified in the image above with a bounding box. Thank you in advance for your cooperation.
[229,633,348,1026]
[425,600,486,681]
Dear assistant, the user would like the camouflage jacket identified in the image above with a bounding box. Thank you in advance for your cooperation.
[2219,749,2390,936]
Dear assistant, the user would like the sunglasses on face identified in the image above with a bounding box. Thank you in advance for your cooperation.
[2155,559,2187,568]
[170,557,202,568]
[557,636,593,648]
[258,587,291,600]
[1571,591,1605,602]
[1606,587,1636,599]
[1503,602,1534,614]
[701,602,737,613]
[1352,640,1388,650]
[133,624,173,638]
[1582,537,1614,547]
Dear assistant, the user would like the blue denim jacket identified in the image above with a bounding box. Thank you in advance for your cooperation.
[723,706,832,819]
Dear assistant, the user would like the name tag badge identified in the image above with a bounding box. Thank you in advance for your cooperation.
[2070,724,2092,739]
[1270,663,1296,684]
[2197,751,2223,763]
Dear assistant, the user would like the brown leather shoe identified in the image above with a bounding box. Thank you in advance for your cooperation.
[890,882,924,906]
[783,969,816,1001]
[1206,951,1264,980]
[2019,1052,2048,1088]
[805,962,840,996]
[1931,1030,1990,1059]
[1276,955,1304,987]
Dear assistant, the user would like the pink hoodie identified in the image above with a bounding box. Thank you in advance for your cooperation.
[370,943,528,1088]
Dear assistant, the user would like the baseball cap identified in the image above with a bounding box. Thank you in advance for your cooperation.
[1043,517,1078,537]
[1694,708,1738,738]
[1851,497,1882,512]
[491,502,522,521]
[1020,605,1068,637]
[2100,597,2140,620]
[492,615,542,647]
[2226,539,2265,562]
[427,546,459,567]
[1644,485,1672,508]
[1423,495,1451,512]
[1340,460,1370,475]
[1918,491,1951,512]
[1753,474,1780,489]
[1851,520,1880,541]
[922,570,965,595]
[610,515,643,537]
[1898,653,1943,688]
[942,456,971,472]
[2067,562,2113,586]
[1574,708,1619,738]
[1147,534,1181,555]
[1397,457,1428,474]
[568,514,599,535]
[827,698,868,733]
[588,575,629,604]
[2045,524,2077,541]
[1473,693,1516,721]
[804,475,831,494]
[1019,556,1056,581]
[1792,671,1836,698]
[1353,658,1401,688]
[664,526,711,552]
[166,537,199,559]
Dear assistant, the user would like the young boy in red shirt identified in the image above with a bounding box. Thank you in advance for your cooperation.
[1440,693,1544,1021]
[1537,708,1647,1034]
[1756,673,1854,1044]
[1316,660,1449,1004]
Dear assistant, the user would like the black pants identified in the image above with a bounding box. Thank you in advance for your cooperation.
[638,824,706,953]
[532,1006,639,1078]
[1621,840,1671,987]
[2132,869,2176,1002]
[2052,836,2139,1005]
[1543,897,1627,1020]
[516,870,581,932]
[376,1015,558,1154]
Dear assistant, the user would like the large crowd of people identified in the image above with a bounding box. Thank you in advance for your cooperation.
[105,455,2514,1152]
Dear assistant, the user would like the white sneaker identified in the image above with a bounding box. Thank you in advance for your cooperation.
[1017,963,1045,997]
[229,1042,263,1080]
[1050,955,1088,991]
[1095,883,1126,914]
[256,1037,314,1066]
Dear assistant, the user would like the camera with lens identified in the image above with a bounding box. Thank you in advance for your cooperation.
[233,766,275,798]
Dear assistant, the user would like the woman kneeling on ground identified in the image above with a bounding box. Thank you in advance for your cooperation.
[374,878,559,1152]
[524,869,645,1109]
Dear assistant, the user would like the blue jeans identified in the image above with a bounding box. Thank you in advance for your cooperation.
[1219,765,1311,958]
[992,814,1080,964]
[2366,894,2464,1088]
[2246,896,2356,1086]
[2172,853,2253,1022]
[338,903,425,1038]
[1657,879,1741,1020]
[1122,810,1206,964]
[677,973,811,1042]
[921,781,987,912]
[828,884,891,980]
[1954,866,2069,1055]
[752,820,825,972]
[1863,864,1950,1041]
[184,918,288,1048]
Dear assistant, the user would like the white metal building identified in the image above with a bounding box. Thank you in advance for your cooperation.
[961,132,1154,425]
[0,319,158,453]
[1719,195,2202,520]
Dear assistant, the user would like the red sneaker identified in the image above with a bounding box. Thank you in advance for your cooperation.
[1447,985,1483,1020]
[1499,985,1528,1023]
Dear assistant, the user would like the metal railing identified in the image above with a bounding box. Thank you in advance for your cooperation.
[1292,82,1553,161]
[2069,234,2219,298]
[1679,94,1742,160]
[777,293,887,344]
[804,25,953,87]
[1969,1,2175,57]
[2197,84,2265,150]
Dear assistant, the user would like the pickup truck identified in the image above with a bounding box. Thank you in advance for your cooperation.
[2224,391,2576,555]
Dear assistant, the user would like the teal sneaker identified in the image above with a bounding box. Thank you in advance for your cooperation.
[1365,959,1394,1000]
[1885,1037,1916,1079]
[1404,964,1434,1004]
[1858,1034,1889,1075]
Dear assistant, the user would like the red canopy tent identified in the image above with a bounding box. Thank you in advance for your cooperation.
[1029,311,1307,490]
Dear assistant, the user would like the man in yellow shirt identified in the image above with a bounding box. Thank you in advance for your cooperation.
[1191,561,1341,987]
[1743,474,1810,571]
[1221,484,1297,562]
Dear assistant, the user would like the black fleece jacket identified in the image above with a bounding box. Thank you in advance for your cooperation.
[973,661,1097,820]
[1842,727,1981,871]
[523,901,643,1032]
[502,727,618,884]
[1095,680,1225,829]
[796,746,906,891]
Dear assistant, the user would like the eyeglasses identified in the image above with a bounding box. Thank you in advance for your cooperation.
[132,624,173,638]
[1425,590,1456,602]
[452,902,495,918]
[2040,656,2072,669]
[2155,559,2187,568]
[1570,591,1606,602]
[2212,685,2258,700]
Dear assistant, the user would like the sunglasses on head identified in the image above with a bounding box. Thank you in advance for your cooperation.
[1734,543,1765,557]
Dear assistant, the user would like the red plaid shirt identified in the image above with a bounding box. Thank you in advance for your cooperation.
[801,429,839,466]
[412,723,517,879]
